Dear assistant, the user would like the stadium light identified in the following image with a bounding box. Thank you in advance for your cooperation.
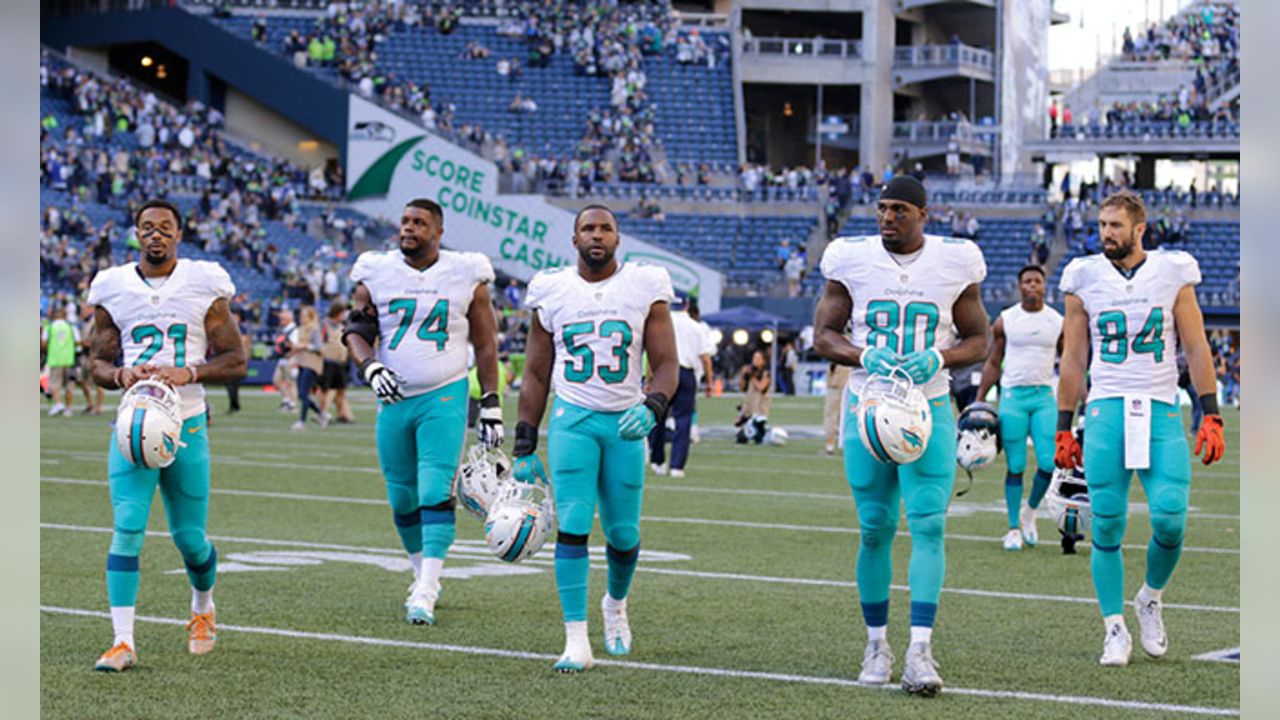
[140,56,153,68]
[732,329,749,346]
[760,329,775,344]
[710,329,723,345]
[156,65,167,79]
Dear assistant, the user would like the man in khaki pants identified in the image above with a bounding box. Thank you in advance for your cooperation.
[823,361,849,455]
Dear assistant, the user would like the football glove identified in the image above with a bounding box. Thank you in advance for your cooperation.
[860,346,902,376]
[363,361,406,404]
[1054,430,1082,469]
[618,392,668,440]
[476,392,505,448]
[1195,414,1225,465]
[900,348,944,385]
[512,454,547,484]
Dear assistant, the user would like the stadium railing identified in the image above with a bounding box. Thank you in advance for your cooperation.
[741,36,861,60]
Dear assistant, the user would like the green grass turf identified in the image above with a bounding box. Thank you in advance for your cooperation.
[40,392,1240,718]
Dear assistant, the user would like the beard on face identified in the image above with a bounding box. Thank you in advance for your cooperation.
[1102,229,1137,261]
[579,243,613,270]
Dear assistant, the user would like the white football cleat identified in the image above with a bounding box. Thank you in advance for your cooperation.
[555,629,595,673]
[1134,589,1168,658]
[649,463,668,476]
[1002,528,1023,551]
[669,468,685,479]
[1019,502,1039,547]
[601,595,632,656]
[405,578,440,625]
[1099,621,1133,666]
[857,639,893,685]
[900,642,942,697]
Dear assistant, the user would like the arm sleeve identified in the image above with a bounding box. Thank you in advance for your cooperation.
[966,241,988,285]
[350,252,375,285]
[86,270,110,308]
[472,253,496,286]
[649,267,676,305]
[523,274,553,332]
[1059,259,1082,296]
[1170,251,1202,287]
[207,263,236,300]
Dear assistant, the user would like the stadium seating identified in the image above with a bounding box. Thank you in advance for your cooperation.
[617,213,817,294]
[207,15,738,167]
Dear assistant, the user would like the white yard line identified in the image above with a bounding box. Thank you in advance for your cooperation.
[38,522,1239,613]
[41,477,1240,555]
[39,605,1238,716]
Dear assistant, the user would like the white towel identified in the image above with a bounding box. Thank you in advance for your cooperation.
[1123,395,1151,470]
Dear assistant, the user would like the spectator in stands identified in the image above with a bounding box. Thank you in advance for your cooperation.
[1029,223,1050,265]
[251,15,267,44]
[964,213,981,241]
[784,252,805,298]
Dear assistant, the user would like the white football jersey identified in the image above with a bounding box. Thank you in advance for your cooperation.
[526,262,675,412]
[351,249,495,396]
[1059,250,1200,405]
[821,234,986,400]
[88,259,235,419]
[1000,303,1062,388]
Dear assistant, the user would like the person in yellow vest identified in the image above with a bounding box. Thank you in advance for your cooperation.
[42,304,80,416]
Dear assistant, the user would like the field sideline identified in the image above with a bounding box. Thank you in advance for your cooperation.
[40,392,1240,718]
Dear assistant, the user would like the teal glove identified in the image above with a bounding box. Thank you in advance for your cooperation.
[617,404,657,440]
[901,348,945,385]
[512,453,547,484]
[860,346,903,376]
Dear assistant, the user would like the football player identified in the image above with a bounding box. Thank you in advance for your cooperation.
[514,204,679,672]
[813,176,989,696]
[1056,190,1225,666]
[975,265,1063,551]
[87,199,247,671]
[343,198,503,627]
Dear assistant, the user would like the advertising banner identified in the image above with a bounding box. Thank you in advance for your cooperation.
[345,95,722,311]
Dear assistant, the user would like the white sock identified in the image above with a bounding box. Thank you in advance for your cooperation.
[1103,613,1126,631]
[1138,583,1163,602]
[408,552,424,582]
[603,594,627,612]
[910,626,933,645]
[867,625,887,643]
[110,606,135,648]
[421,557,444,588]
[191,587,215,615]
[564,620,589,647]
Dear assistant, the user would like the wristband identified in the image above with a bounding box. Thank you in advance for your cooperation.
[188,366,198,384]
[480,391,501,409]
[1057,410,1075,433]
[514,421,538,456]
[113,366,126,389]
[642,391,670,420]
[1199,393,1220,417]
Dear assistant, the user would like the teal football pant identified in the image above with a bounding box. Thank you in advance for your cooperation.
[843,393,956,630]
[106,415,217,609]
[999,385,1056,527]
[548,398,646,623]
[375,378,468,561]
[1084,397,1190,617]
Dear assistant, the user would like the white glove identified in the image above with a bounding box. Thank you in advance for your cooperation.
[477,392,505,448]
[363,361,406,404]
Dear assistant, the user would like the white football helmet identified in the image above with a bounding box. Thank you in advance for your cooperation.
[484,476,555,563]
[456,444,511,521]
[1045,466,1090,538]
[114,378,184,469]
[956,402,1001,475]
[855,369,932,465]
[765,427,789,446]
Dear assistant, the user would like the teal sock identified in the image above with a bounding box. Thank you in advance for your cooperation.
[606,543,640,600]
[420,507,455,560]
[1028,469,1053,508]
[555,544,590,622]
[183,545,217,592]
[1091,542,1126,616]
[392,510,423,555]
[1145,514,1185,590]
[1004,473,1023,528]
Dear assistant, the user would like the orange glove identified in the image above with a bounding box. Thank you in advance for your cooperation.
[1195,415,1225,465]
[1055,430,1081,469]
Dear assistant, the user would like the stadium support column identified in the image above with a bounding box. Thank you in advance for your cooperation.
[859,0,894,175]
[187,60,211,107]
[731,4,747,167]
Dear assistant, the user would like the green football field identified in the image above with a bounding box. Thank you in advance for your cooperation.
[40,392,1240,718]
